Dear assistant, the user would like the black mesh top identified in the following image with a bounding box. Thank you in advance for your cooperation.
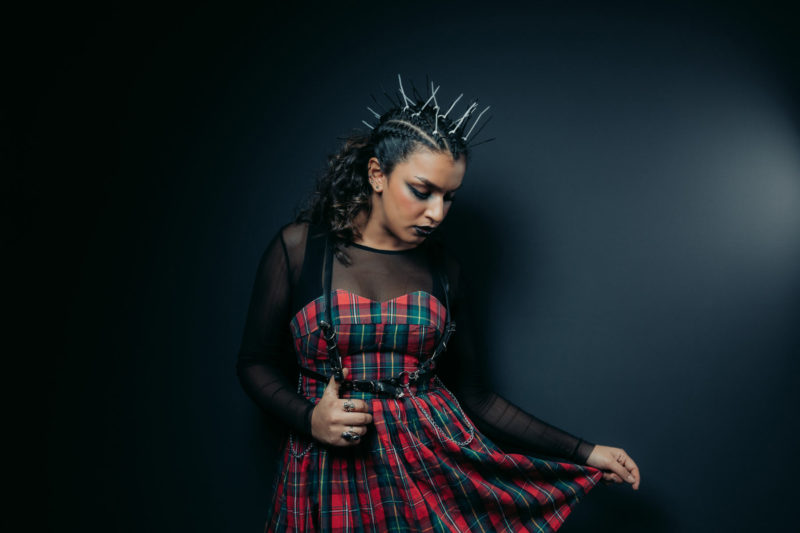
[236,221,596,464]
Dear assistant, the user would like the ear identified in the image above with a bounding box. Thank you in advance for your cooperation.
[366,157,387,193]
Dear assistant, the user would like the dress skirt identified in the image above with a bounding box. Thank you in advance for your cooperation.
[264,289,602,532]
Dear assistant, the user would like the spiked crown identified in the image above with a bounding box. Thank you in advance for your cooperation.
[360,74,494,150]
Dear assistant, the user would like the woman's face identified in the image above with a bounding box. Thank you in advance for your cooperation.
[366,148,466,247]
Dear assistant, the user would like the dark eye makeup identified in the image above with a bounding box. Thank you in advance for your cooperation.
[408,184,456,202]
[409,185,429,199]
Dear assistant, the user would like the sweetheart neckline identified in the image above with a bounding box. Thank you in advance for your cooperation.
[330,288,445,307]
[291,289,446,326]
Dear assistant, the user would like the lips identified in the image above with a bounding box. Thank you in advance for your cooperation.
[413,226,434,236]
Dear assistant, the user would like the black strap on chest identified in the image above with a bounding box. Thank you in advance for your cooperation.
[299,233,456,399]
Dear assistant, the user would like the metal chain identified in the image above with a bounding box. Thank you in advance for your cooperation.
[288,372,314,458]
[408,375,475,447]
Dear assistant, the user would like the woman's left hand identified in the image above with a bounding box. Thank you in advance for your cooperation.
[585,445,641,490]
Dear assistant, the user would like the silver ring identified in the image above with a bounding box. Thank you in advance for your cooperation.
[341,431,360,442]
[343,400,355,412]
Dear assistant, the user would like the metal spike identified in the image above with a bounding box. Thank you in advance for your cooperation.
[432,105,441,136]
[440,93,463,119]
[466,136,497,149]
[462,105,491,141]
[397,73,413,111]
[361,120,374,129]
[379,81,399,108]
[366,106,381,118]
[411,84,439,117]
[369,93,387,114]
[463,112,492,144]
[448,101,479,134]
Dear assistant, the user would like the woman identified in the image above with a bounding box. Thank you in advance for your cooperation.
[237,76,641,532]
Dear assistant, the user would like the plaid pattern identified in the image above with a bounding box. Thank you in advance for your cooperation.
[267,289,602,532]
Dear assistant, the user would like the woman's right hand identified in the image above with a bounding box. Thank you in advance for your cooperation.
[311,368,373,446]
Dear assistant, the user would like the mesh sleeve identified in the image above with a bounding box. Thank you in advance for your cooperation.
[436,256,596,464]
[235,225,315,436]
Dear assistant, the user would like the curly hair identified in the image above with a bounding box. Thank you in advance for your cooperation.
[295,89,482,264]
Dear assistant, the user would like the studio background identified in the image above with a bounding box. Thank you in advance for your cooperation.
[8,1,799,531]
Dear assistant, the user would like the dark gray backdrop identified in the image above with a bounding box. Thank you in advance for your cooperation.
[9,1,799,531]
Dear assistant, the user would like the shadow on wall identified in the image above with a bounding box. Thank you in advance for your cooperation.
[439,194,671,532]
[560,483,674,533]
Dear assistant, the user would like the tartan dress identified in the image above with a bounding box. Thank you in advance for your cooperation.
[264,285,603,532]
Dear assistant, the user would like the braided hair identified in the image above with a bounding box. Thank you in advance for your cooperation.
[295,90,482,264]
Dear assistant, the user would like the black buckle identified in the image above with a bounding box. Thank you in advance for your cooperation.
[319,320,338,348]
[373,380,405,398]
[318,320,344,382]
[339,379,406,398]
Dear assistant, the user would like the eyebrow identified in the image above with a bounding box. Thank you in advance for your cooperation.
[413,176,463,192]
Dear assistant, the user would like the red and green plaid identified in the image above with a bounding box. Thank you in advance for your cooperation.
[266,289,602,532]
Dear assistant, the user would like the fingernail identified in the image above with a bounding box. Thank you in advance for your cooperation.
[628,475,635,482]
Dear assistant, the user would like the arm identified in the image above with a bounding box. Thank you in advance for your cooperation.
[235,226,316,436]
[436,256,596,464]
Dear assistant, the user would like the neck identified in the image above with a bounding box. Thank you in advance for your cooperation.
[352,207,417,251]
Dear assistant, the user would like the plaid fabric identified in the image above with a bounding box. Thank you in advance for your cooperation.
[267,289,602,532]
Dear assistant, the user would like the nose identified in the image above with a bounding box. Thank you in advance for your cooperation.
[425,196,445,225]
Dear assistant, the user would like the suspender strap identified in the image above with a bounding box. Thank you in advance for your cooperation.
[318,236,344,383]
[404,245,456,382]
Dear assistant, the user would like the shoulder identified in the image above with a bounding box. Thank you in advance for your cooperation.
[278,221,310,255]
[276,221,329,280]
[280,220,330,247]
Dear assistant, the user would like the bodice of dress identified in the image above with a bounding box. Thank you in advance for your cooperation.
[236,221,596,464]
[292,289,447,401]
